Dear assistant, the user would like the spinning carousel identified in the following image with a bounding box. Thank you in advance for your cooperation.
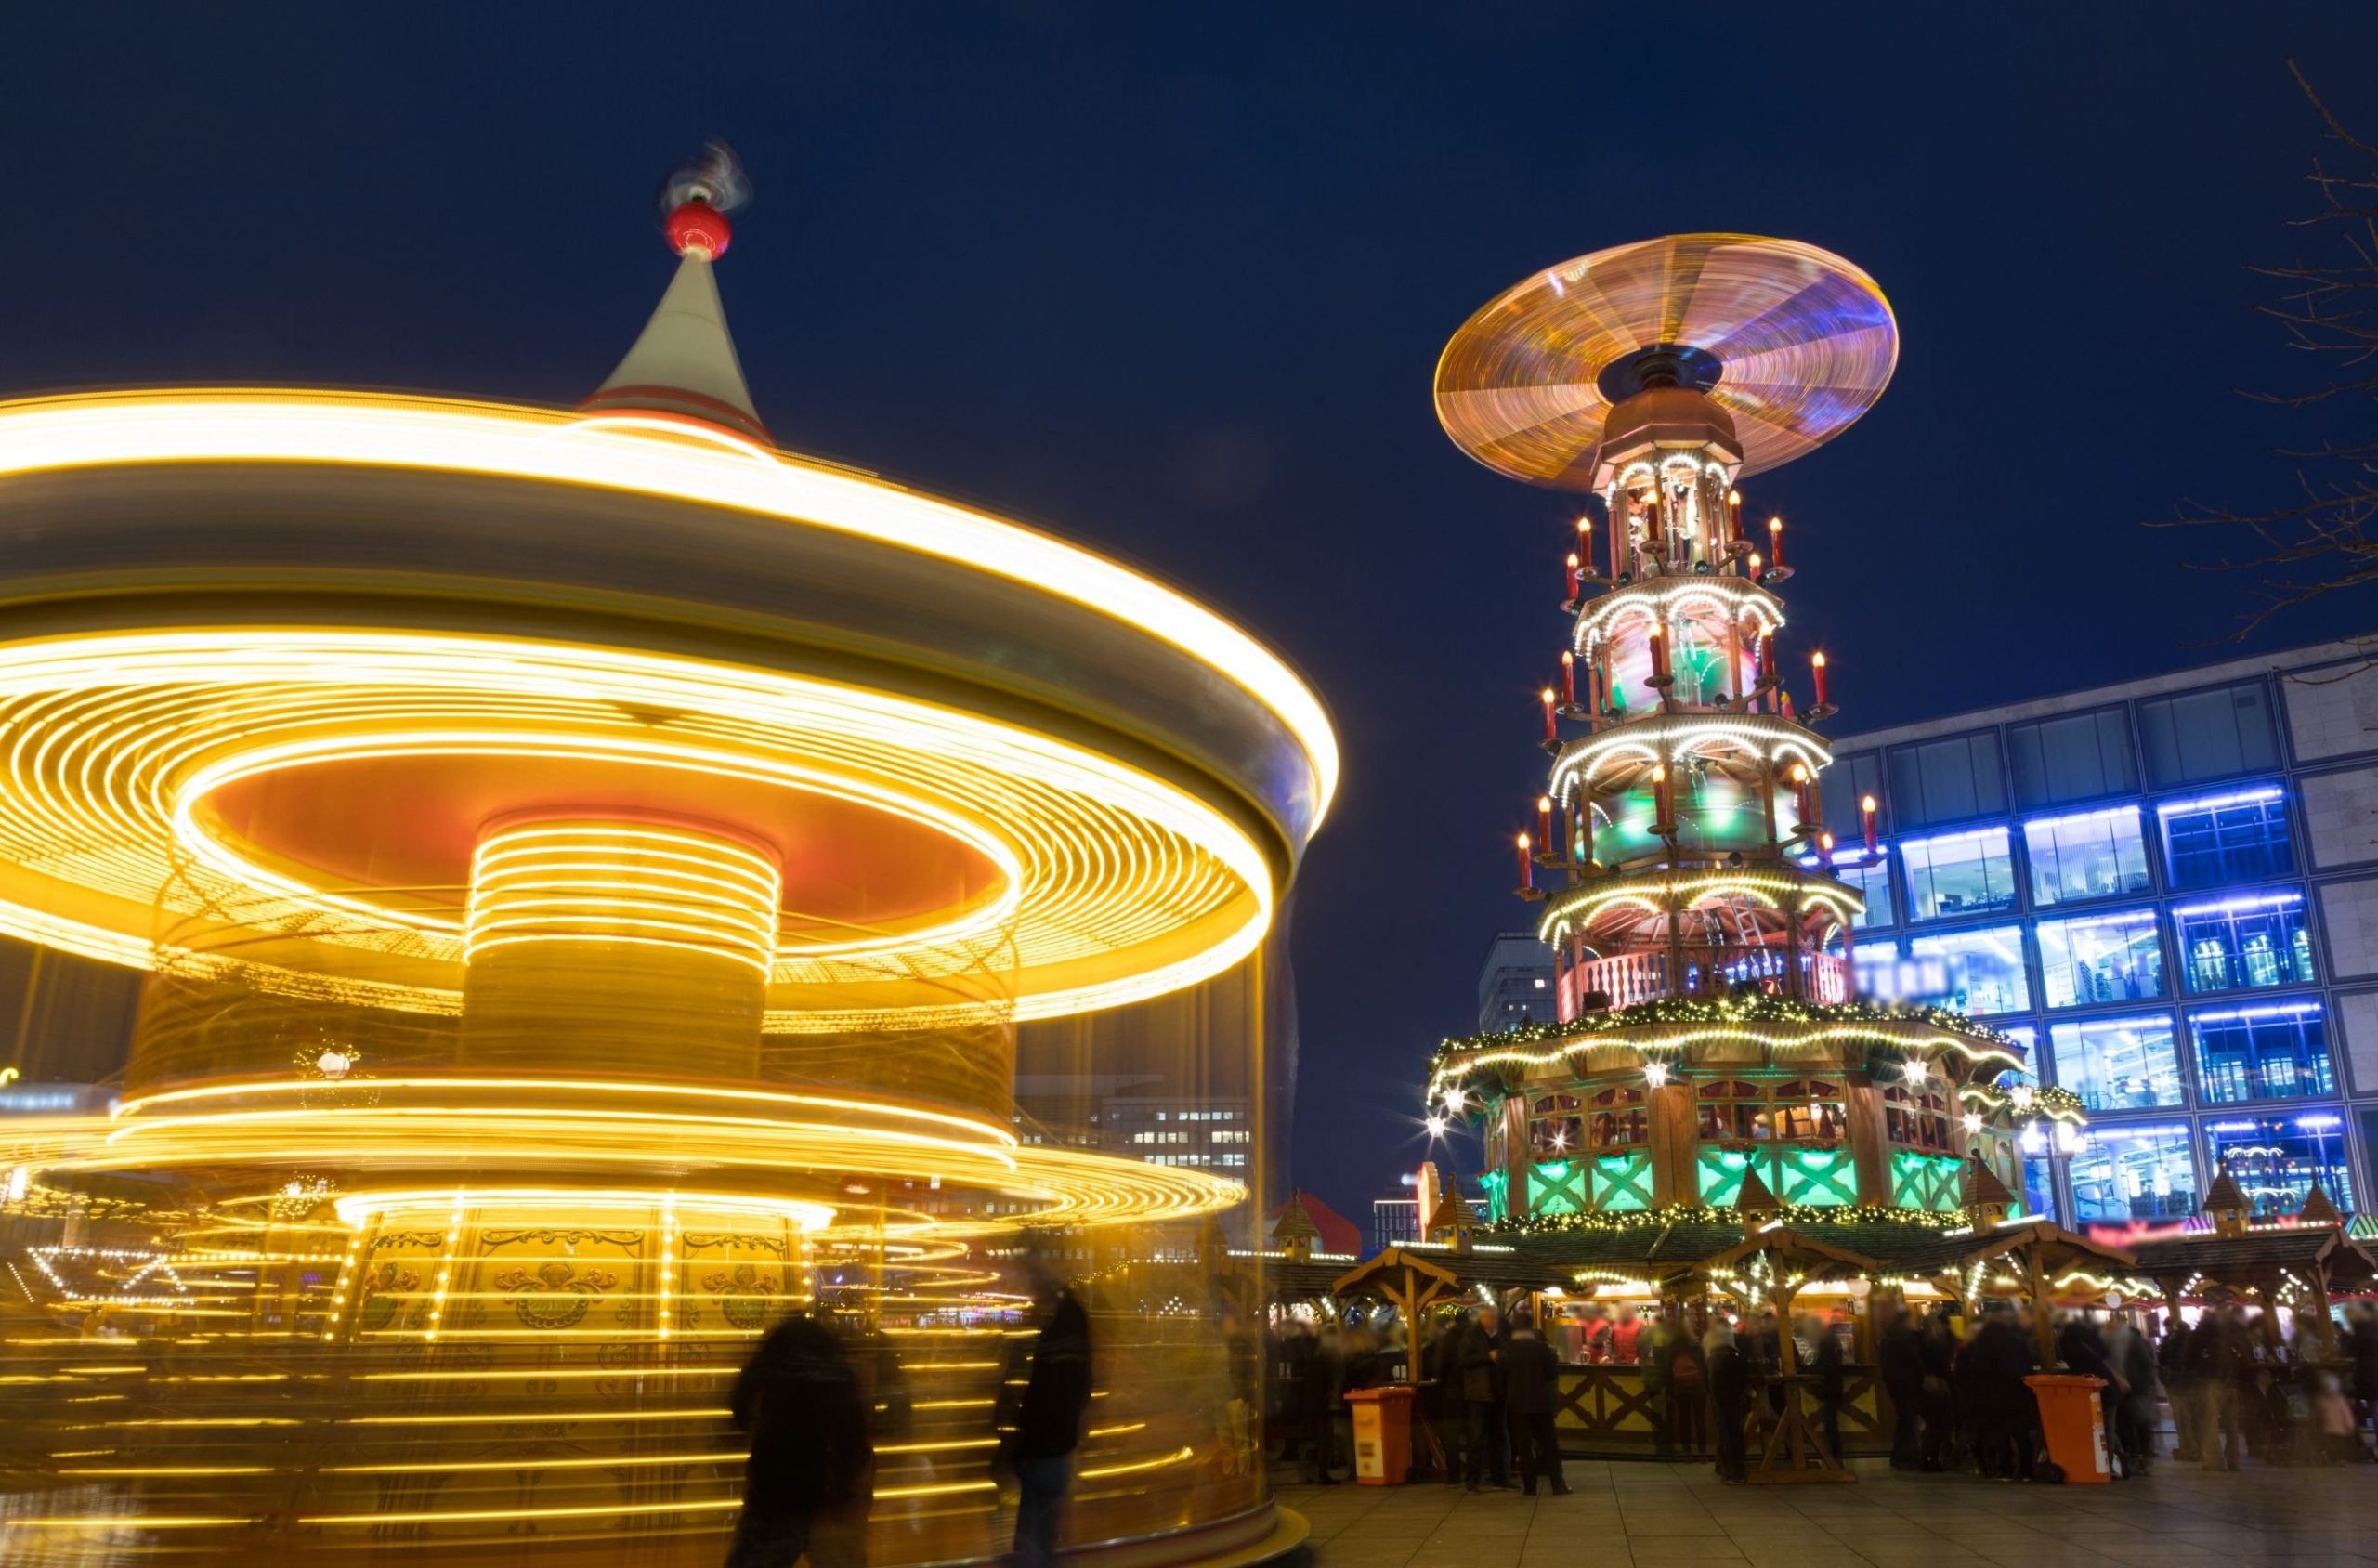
[0,151,1331,1563]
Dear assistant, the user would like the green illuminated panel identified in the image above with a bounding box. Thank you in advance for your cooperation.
[1781,1146,1857,1208]
[1697,1145,1758,1206]
[1889,1150,1965,1212]
[1529,1159,1586,1215]
[1590,1152,1653,1212]
[1481,1169,1509,1222]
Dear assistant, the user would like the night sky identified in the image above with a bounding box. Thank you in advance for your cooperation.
[7,6,2378,1222]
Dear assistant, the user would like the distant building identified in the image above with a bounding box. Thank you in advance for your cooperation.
[1477,930,1560,1033]
[1822,639,2378,1226]
[1371,1196,1418,1250]
[1010,1073,1250,1182]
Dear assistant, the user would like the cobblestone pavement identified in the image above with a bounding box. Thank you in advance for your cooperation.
[1274,1457,2378,1568]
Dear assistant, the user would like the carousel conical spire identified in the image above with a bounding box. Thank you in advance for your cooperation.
[582,139,770,445]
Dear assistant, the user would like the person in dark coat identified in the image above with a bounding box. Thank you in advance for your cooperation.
[2056,1313,2118,1470]
[726,1312,873,1568]
[1457,1305,1516,1490]
[1499,1310,1568,1495]
[1706,1322,1750,1483]
[1804,1313,1846,1461]
[1972,1307,2039,1480]
[1752,1310,1784,1418]
[1429,1312,1470,1483]
[998,1271,1093,1568]
[1916,1308,1958,1472]
[1878,1305,1923,1470]
[2345,1305,2378,1454]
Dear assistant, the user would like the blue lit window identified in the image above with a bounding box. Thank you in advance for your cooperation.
[1824,851,1892,930]
[2048,1013,2184,1110]
[1904,925,2030,1015]
[2066,1123,2198,1223]
[2023,805,2150,907]
[2155,786,2292,891]
[2036,908,2164,1008]
[2189,1000,2333,1104]
[2204,1111,2354,1216]
[2173,890,2314,994]
[1901,827,2017,921]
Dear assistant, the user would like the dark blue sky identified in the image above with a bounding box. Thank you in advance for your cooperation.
[6,6,2376,1221]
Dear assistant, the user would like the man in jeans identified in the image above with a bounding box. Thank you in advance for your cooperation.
[1000,1266,1094,1568]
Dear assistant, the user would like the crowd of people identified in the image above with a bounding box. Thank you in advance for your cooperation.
[1270,1295,2378,1490]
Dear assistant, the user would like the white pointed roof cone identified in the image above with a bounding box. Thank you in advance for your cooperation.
[582,243,769,444]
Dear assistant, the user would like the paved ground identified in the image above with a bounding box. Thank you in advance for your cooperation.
[1274,1457,2378,1568]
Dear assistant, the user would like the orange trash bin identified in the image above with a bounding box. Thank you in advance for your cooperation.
[2025,1373,2110,1483]
[1346,1385,1416,1485]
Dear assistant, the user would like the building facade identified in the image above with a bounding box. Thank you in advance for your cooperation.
[1822,639,2378,1229]
[1476,931,1561,1034]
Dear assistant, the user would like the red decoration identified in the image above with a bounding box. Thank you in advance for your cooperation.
[1536,795,1554,852]
[1576,517,1593,581]
[1811,650,1831,709]
[1726,489,1742,547]
[1540,687,1559,743]
[1565,552,1582,601]
[1561,649,1576,707]
[1767,516,1784,568]
[1516,832,1534,891]
[1861,793,1879,854]
[665,201,734,259]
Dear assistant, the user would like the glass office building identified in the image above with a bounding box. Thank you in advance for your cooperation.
[1823,639,2378,1229]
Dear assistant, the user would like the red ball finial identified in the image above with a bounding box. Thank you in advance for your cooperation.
[666,201,733,260]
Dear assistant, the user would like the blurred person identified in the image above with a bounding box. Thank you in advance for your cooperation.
[1804,1312,1845,1461]
[1500,1309,1568,1495]
[1638,1313,1671,1457]
[998,1266,1093,1568]
[2185,1303,2249,1471]
[726,1311,873,1568]
[1457,1304,1516,1490]
[1331,1326,1384,1484]
[2345,1304,2378,1454]
[1429,1310,1471,1484]
[2055,1313,2118,1470]
[1916,1306,1958,1472]
[2102,1315,2157,1477]
[1971,1305,2037,1481]
[1706,1320,1750,1483]
[2311,1370,2359,1463]
[1580,1303,1614,1365]
[2158,1312,2196,1457]
[1878,1300,1921,1470]
[1611,1304,1641,1365]
[1667,1316,1708,1455]
[1752,1309,1784,1418]
[1306,1324,1345,1483]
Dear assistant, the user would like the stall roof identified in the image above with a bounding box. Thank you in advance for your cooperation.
[2127,1225,2378,1291]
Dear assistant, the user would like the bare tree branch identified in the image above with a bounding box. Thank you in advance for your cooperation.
[2151,59,2378,665]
